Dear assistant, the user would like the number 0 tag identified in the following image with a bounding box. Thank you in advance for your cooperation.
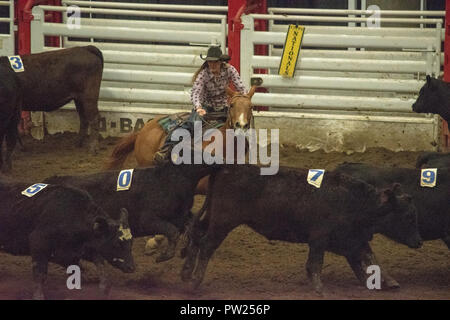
[117,169,134,191]
[307,169,325,188]
[420,168,437,188]
[21,183,49,197]
[8,56,25,72]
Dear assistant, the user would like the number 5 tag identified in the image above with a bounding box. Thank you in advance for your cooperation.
[420,168,437,188]
[307,169,325,188]
[22,183,49,197]
[8,56,25,72]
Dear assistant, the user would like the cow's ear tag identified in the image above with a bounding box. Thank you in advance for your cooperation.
[117,169,134,191]
[307,169,325,188]
[8,56,25,72]
[420,168,437,188]
[21,183,49,197]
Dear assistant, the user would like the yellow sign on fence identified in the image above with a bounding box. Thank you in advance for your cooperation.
[278,25,305,78]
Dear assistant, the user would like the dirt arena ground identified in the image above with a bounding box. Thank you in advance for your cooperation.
[0,132,448,300]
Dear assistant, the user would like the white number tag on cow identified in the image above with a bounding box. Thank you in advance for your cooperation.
[8,56,25,72]
[21,183,49,197]
[117,169,134,191]
[420,168,437,188]
[307,169,325,188]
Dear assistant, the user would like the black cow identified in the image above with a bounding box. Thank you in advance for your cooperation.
[182,165,422,294]
[336,163,450,248]
[412,75,450,122]
[45,162,219,263]
[0,57,21,173]
[415,152,450,168]
[12,45,103,153]
[0,176,135,299]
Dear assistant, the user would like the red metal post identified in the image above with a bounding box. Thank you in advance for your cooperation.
[228,0,246,72]
[228,0,268,110]
[16,0,62,134]
[443,0,450,150]
[17,0,35,134]
[228,0,267,72]
[45,0,61,47]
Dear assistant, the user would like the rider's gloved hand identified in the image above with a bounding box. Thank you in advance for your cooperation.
[196,108,206,116]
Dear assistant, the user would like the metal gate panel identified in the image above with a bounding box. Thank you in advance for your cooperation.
[240,10,443,152]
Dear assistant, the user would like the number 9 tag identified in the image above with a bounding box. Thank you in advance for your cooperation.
[307,169,325,188]
[117,169,134,191]
[8,56,25,72]
[21,183,49,197]
[420,168,437,188]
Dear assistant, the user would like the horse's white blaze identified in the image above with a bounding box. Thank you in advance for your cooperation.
[238,113,247,127]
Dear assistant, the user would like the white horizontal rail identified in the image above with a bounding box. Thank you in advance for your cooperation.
[252,56,426,73]
[63,1,228,12]
[79,18,223,32]
[270,24,444,38]
[251,93,415,112]
[277,49,427,60]
[102,50,203,67]
[40,23,221,45]
[268,8,445,17]
[251,13,442,24]
[0,1,10,6]
[256,74,422,93]
[269,48,444,66]
[63,42,209,55]
[255,110,435,124]
[39,5,226,21]
[103,69,193,85]
[0,18,11,22]
[252,31,436,49]
[100,87,190,104]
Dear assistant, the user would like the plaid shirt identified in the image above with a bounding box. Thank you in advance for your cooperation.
[191,64,247,111]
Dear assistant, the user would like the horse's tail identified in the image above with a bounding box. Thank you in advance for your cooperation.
[103,132,138,170]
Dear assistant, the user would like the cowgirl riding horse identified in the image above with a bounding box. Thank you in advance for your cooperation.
[154,45,248,163]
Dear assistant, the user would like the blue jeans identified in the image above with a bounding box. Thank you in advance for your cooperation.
[161,109,202,152]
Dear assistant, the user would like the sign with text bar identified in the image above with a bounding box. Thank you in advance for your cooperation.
[278,25,305,78]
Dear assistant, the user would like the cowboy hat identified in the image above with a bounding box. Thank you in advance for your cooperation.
[200,46,230,62]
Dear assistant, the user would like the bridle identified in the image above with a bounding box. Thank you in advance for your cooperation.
[226,94,254,129]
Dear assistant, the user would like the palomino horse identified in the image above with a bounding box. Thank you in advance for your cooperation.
[105,85,257,194]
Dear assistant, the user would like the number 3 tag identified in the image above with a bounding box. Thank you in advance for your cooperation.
[8,56,25,72]
[22,183,49,197]
[420,168,437,188]
[117,169,134,191]
[307,169,325,188]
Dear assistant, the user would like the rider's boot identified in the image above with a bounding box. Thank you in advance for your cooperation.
[154,143,171,165]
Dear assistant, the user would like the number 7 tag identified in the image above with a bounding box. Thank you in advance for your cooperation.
[307,169,325,188]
